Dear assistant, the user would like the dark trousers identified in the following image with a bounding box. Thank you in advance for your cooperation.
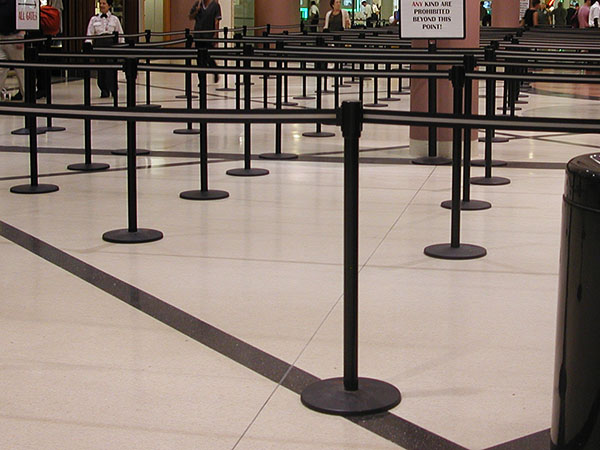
[95,36,116,96]
[195,39,218,84]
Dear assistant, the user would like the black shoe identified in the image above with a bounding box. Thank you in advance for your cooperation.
[36,90,46,99]
[100,90,109,98]
[213,73,220,83]
[11,92,23,101]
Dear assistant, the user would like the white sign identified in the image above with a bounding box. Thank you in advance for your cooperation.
[519,0,529,21]
[399,0,465,39]
[16,0,40,31]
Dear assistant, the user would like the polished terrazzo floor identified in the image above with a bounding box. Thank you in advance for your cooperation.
[0,66,595,449]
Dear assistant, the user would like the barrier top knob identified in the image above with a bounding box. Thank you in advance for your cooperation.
[565,154,600,211]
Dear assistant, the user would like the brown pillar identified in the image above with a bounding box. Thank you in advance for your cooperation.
[409,0,480,157]
[491,0,521,27]
[255,0,300,32]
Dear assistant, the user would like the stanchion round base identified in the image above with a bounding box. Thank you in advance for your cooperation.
[67,162,110,172]
[110,149,150,156]
[519,94,529,98]
[175,94,198,99]
[390,90,410,95]
[379,97,400,102]
[226,168,270,177]
[215,87,236,92]
[137,103,162,109]
[471,159,507,167]
[102,228,163,244]
[281,101,299,107]
[293,95,315,100]
[302,131,336,138]
[10,183,59,194]
[301,377,401,416]
[478,136,510,143]
[364,103,388,108]
[179,189,230,200]
[258,152,298,160]
[497,106,522,111]
[412,156,451,166]
[440,199,492,211]
[11,127,46,135]
[39,126,66,133]
[173,128,201,135]
[424,243,487,260]
[515,100,528,105]
[470,176,511,186]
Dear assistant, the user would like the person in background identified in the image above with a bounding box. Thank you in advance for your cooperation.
[578,0,592,27]
[189,0,221,83]
[589,0,600,26]
[309,1,320,32]
[324,0,351,31]
[552,1,568,26]
[521,0,541,26]
[0,0,24,101]
[567,2,579,25]
[538,2,551,25]
[86,0,124,98]
[361,1,374,27]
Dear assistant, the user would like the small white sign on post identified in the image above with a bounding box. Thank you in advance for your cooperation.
[399,0,465,39]
[16,0,40,31]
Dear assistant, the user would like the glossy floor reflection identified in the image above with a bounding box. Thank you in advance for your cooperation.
[1,69,597,450]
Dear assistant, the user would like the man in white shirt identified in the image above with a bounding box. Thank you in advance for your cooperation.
[589,0,600,26]
[86,0,124,98]
[361,0,374,26]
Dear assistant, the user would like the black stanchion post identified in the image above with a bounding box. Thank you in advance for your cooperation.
[301,101,401,416]
[175,30,198,99]
[364,62,387,108]
[294,40,314,101]
[424,66,486,260]
[471,47,511,185]
[441,55,490,211]
[226,45,269,177]
[103,58,163,243]
[303,37,335,138]
[413,42,450,165]
[11,44,46,136]
[139,29,160,109]
[111,31,119,107]
[216,27,235,92]
[281,40,298,106]
[234,32,242,110]
[259,41,298,160]
[67,48,110,172]
[261,31,269,109]
[380,63,400,102]
[180,49,230,200]
[10,45,59,194]
[174,35,201,134]
[551,153,600,450]
[39,37,66,133]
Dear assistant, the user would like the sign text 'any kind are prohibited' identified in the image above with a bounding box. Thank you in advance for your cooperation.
[399,0,465,39]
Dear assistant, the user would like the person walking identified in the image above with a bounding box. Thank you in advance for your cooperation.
[324,0,351,31]
[521,0,541,26]
[552,2,568,26]
[578,0,592,27]
[0,0,25,101]
[86,0,124,98]
[189,0,221,83]
[309,1,320,32]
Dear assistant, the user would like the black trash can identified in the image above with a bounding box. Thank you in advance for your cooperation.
[552,153,600,449]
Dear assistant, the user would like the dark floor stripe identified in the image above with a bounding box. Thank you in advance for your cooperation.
[0,160,230,183]
[0,144,568,171]
[0,218,468,450]
[484,429,550,450]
